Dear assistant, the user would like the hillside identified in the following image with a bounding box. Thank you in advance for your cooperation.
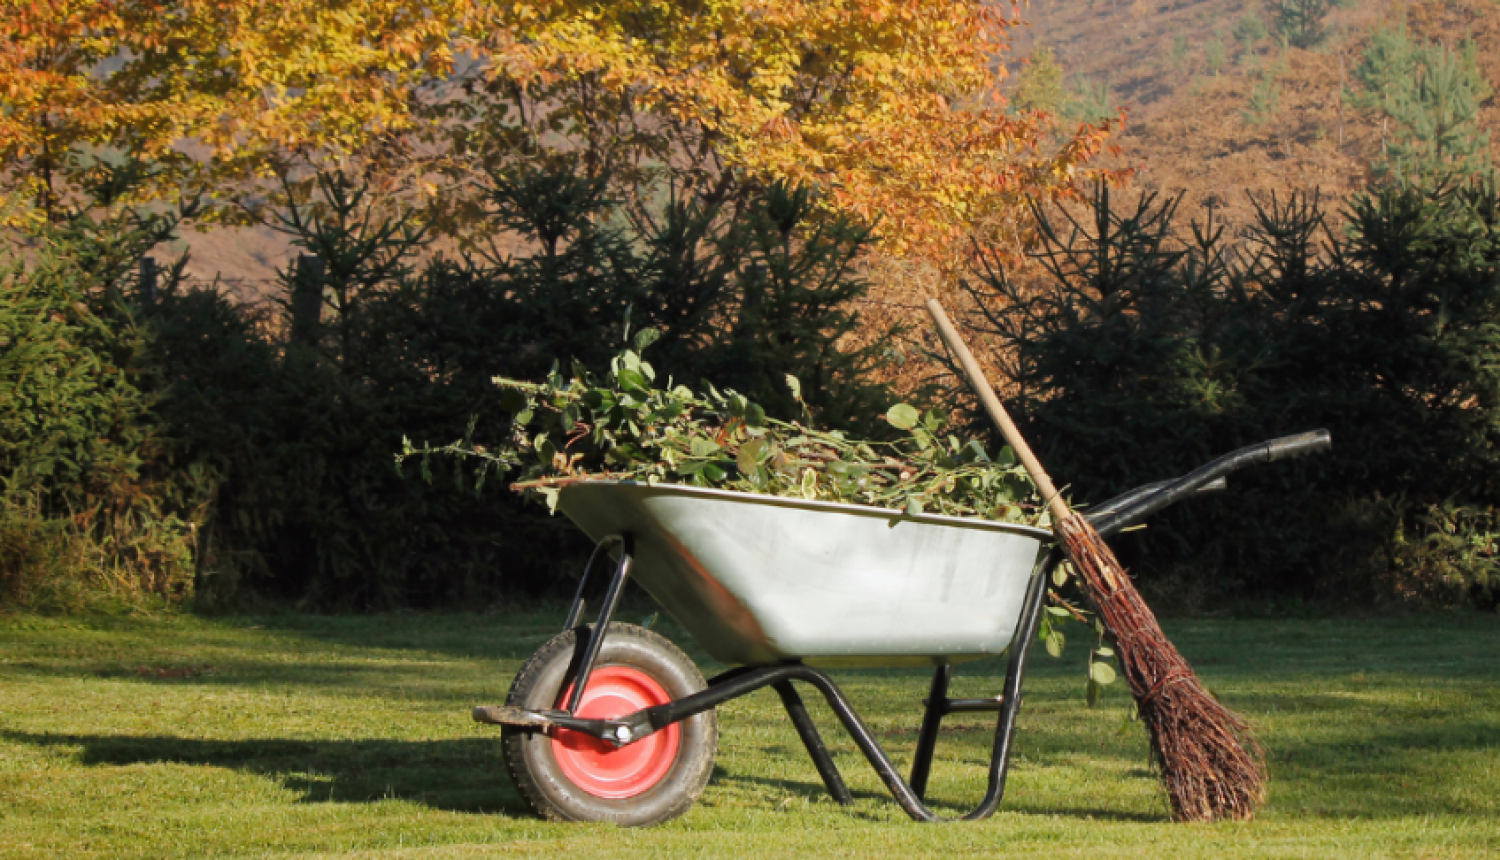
[1010,0,1500,227]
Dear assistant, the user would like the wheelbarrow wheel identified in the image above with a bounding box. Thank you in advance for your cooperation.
[501,622,718,826]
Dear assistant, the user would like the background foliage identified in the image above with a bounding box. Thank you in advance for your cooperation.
[6,0,1500,615]
[1350,25,1494,184]
[1,165,895,611]
[962,180,1500,609]
[0,0,1119,277]
[0,202,202,610]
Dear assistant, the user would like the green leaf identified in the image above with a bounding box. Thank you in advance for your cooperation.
[1052,563,1069,587]
[1045,630,1065,658]
[784,374,803,401]
[1045,606,1072,618]
[737,438,766,473]
[886,403,921,430]
[616,367,650,395]
[632,327,662,351]
[690,437,721,457]
[499,389,527,412]
[536,486,561,515]
[1090,661,1117,685]
[1086,677,1101,708]
[534,434,556,464]
[904,496,924,517]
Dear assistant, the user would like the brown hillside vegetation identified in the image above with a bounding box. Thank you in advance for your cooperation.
[1013,0,1500,228]
[850,0,1500,389]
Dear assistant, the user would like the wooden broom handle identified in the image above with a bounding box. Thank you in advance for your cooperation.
[925,299,1072,524]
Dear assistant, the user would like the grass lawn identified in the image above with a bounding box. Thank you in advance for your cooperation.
[1,608,1497,859]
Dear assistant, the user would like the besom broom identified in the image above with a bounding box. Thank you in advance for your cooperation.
[926,298,1268,822]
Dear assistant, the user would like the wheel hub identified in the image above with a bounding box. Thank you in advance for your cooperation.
[552,666,680,798]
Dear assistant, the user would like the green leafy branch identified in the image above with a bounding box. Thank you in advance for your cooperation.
[400,332,1117,698]
[403,331,1043,525]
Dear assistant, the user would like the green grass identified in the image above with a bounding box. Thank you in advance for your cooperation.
[1,609,1497,858]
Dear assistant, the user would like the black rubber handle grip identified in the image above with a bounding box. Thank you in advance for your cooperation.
[1265,429,1332,461]
[1090,429,1332,537]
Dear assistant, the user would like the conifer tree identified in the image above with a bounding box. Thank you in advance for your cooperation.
[1013,46,1069,115]
[1273,0,1331,49]
[1353,28,1494,184]
[1233,12,1269,64]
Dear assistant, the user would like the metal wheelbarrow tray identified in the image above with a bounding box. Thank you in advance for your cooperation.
[474,431,1331,826]
[557,481,1050,667]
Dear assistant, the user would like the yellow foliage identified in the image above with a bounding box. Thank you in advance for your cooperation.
[0,0,1121,268]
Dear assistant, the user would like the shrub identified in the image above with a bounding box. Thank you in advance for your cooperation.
[174,167,892,608]
[3,162,895,610]
[0,205,200,611]
[962,180,1500,607]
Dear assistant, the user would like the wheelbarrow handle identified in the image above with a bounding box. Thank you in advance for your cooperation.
[1087,477,1226,521]
[1089,429,1332,538]
[1267,429,1332,461]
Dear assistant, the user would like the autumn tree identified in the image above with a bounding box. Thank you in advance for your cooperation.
[0,0,471,225]
[1,1,1120,270]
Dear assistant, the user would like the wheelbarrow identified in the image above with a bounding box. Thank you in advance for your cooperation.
[474,430,1331,825]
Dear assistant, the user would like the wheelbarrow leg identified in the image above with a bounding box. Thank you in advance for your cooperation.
[773,680,854,805]
[560,534,635,713]
[909,664,953,800]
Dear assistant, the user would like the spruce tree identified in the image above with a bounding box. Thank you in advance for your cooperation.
[1353,28,1494,184]
[1012,46,1069,115]
[1273,0,1331,49]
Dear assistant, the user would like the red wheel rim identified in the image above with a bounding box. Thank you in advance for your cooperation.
[551,666,680,798]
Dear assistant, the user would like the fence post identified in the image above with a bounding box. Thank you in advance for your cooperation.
[138,256,157,304]
[290,254,324,347]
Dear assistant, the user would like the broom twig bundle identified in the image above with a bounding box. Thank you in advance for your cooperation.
[1058,516,1265,820]
[926,299,1266,822]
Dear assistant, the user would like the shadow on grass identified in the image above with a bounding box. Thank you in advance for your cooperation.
[4,728,1167,824]
[3,730,528,815]
[234,599,697,663]
[710,766,1170,823]
[2,659,508,704]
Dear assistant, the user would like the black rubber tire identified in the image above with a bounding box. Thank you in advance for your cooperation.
[501,623,718,826]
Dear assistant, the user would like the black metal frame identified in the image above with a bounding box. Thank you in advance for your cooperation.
[499,430,1332,821]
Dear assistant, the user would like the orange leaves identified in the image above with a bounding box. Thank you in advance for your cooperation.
[457,1,1121,270]
[0,0,487,222]
[0,0,1122,253]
